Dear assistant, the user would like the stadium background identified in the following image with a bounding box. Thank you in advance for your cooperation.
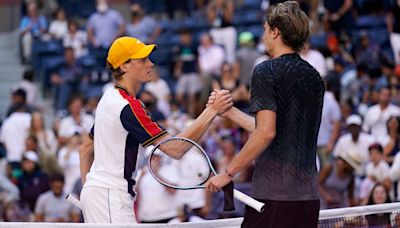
[0,0,400,226]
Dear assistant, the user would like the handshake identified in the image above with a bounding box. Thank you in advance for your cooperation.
[206,89,234,117]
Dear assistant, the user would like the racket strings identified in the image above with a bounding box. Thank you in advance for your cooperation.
[149,139,212,188]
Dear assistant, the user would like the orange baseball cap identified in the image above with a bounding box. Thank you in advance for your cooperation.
[107,36,156,69]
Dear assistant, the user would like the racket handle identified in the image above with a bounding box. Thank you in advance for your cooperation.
[233,189,265,213]
[66,194,82,209]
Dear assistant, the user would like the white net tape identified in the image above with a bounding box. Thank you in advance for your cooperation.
[1,203,400,227]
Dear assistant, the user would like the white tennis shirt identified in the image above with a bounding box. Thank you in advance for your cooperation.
[85,84,167,196]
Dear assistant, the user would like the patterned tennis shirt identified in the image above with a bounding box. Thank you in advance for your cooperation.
[249,53,325,201]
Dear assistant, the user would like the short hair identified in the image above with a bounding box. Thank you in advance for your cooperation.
[50,173,65,183]
[266,1,310,52]
[13,88,27,100]
[23,69,34,82]
[368,143,383,153]
[106,59,132,81]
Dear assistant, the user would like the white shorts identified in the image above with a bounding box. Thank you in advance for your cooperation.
[80,186,136,223]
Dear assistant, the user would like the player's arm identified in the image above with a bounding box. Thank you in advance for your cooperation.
[224,107,255,133]
[206,110,276,192]
[175,90,233,142]
[207,91,255,132]
[79,132,94,184]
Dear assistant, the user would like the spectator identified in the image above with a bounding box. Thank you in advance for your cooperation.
[57,134,81,193]
[34,174,80,222]
[352,31,386,68]
[48,8,68,40]
[386,0,400,64]
[207,0,236,63]
[6,89,33,118]
[13,70,38,106]
[0,104,31,166]
[19,2,48,63]
[235,32,260,86]
[25,134,60,176]
[198,32,226,79]
[173,28,201,117]
[87,0,124,49]
[212,63,249,111]
[376,61,396,91]
[384,152,400,201]
[317,89,341,168]
[58,96,94,146]
[144,67,171,117]
[363,87,400,145]
[50,47,85,112]
[365,183,392,226]
[360,143,390,204]
[323,0,353,33]
[347,63,370,109]
[333,115,375,176]
[166,100,192,136]
[126,3,161,44]
[319,150,361,209]
[139,91,166,127]
[17,151,49,212]
[383,116,400,163]
[63,19,88,59]
[300,41,327,78]
[29,112,58,157]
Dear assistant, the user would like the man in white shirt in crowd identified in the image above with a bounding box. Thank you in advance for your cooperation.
[300,41,327,78]
[0,104,31,166]
[363,87,400,145]
[58,96,94,146]
[144,67,171,117]
[35,174,80,222]
[317,89,341,167]
[333,115,375,176]
[198,32,226,79]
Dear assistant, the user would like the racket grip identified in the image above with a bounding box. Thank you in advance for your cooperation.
[66,194,82,209]
[233,189,265,213]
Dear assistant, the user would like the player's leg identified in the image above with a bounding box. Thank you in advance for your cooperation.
[80,186,111,223]
[80,186,136,223]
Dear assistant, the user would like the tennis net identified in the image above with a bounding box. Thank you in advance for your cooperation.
[319,202,400,227]
[0,203,399,227]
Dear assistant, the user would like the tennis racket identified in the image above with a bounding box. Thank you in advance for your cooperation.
[147,136,265,213]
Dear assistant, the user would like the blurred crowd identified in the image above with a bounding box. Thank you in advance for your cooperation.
[0,0,400,224]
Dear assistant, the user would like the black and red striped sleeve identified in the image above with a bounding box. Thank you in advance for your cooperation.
[120,97,168,147]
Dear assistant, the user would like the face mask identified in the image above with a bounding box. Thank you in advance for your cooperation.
[132,11,140,17]
[97,3,108,13]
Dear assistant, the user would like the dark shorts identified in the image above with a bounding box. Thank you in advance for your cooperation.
[241,199,320,228]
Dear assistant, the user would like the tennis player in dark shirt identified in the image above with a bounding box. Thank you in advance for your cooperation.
[205,2,325,227]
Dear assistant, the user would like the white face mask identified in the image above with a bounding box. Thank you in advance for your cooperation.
[97,3,108,13]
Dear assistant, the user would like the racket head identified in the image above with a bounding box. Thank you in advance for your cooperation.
[147,137,217,190]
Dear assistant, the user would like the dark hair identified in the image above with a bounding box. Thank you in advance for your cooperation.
[23,69,34,82]
[26,134,38,145]
[67,19,79,29]
[67,95,84,107]
[368,143,383,154]
[13,88,27,101]
[266,1,310,52]
[367,183,391,205]
[50,173,65,183]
